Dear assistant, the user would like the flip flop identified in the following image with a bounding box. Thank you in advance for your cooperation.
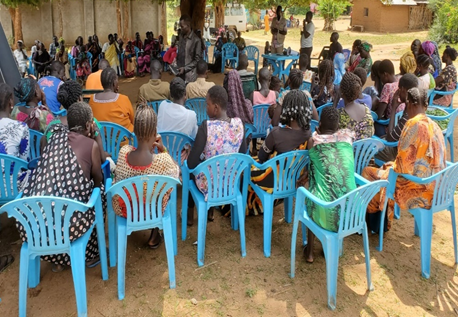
[86,257,101,268]
[0,254,14,273]
[148,232,162,249]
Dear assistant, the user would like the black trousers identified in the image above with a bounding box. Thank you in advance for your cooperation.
[300,47,313,70]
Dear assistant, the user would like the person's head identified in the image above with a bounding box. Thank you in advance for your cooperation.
[265,41,270,49]
[411,39,421,57]
[420,41,434,57]
[237,54,249,71]
[114,33,118,41]
[37,42,44,51]
[180,15,192,36]
[287,68,303,90]
[58,37,65,48]
[306,11,313,23]
[93,34,99,43]
[237,31,242,38]
[108,34,114,44]
[150,59,162,79]
[170,77,186,104]
[378,59,395,84]
[330,32,339,43]
[135,32,140,40]
[319,105,339,134]
[206,85,228,119]
[280,89,311,130]
[416,54,430,75]
[370,60,381,81]
[340,71,362,103]
[57,80,83,110]
[442,46,458,64]
[299,54,309,71]
[67,102,94,137]
[133,103,158,144]
[77,36,83,46]
[53,36,58,44]
[101,67,118,91]
[196,60,208,77]
[88,36,93,44]
[49,61,65,80]
[266,10,268,14]
[406,87,427,118]
[400,52,417,75]
[276,6,282,18]
[353,67,367,87]
[269,75,282,92]
[259,67,272,85]
[358,41,372,58]
[98,59,110,71]
[398,73,418,103]
[34,40,39,46]
[14,77,41,105]
[318,59,335,89]
[0,83,14,116]
[17,40,24,50]
[352,39,362,53]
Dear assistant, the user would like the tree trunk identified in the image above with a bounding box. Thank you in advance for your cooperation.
[57,0,64,38]
[8,7,23,43]
[214,1,225,29]
[180,0,206,31]
[116,0,122,37]
[160,1,168,45]
[122,1,129,40]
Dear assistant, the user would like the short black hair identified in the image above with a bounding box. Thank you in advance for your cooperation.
[57,80,82,110]
[306,11,313,18]
[379,59,395,75]
[416,54,431,68]
[207,85,228,110]
[99,59,110,70]
[353,67,367,86]
[259,67,271,83]
[237,54,248,70]
[180,15,191,25]
[196,60,208,75]
[353,39,362,48]
[150,59,162,73]
[288,68,303,90]
[50,61,64,75]
[269,76,282,91]
[399,73,419,90]
[170,77,186,101]
[108,34,113,39]
[67,102,93,132]
[331,32,339,40]
[320,105,339,132]
[444,46,458,61]
[0,83,14,112]
[101,68,117,90]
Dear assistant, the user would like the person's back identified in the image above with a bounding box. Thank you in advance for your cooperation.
[38,61,65,113]
[86,58,110,91]
[186,60,215,99]
[138,60,170,101]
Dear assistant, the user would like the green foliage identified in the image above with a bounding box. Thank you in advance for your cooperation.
[317,0,350,22]
[429,0,458,44]
[0,0,40,7]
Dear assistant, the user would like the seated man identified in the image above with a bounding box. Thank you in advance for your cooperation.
[38,61,65,113]
[233,31,246,52]
[86,59,110,90]
[186,60,215,99]
[138,60,170,102]
[157,77,198,139]
[237,54,255,77]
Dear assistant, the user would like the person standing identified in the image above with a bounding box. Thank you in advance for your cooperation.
[102,34,120,74]
[49,36,58,60]
[264,10,270,35]
[300,11,314,69]
[14,40,28,77]
[177,15,202,83]
[270,6,287,54]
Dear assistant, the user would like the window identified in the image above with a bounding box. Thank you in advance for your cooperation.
[364,8,369,17]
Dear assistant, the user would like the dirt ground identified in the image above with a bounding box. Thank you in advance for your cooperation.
[1,17,458,317]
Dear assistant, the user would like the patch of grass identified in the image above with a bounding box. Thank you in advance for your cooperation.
[246,288,257,298]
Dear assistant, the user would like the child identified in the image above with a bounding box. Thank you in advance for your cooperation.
[303,106,356,263]
[252,67,277,105]
[263,41,271,68]
[416,54,436,90]
[113,103,180,249]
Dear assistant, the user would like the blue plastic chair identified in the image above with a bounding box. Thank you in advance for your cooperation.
[371,111,403,127]
[106,175,180,299]
[101,160,111,186]
[147,99,167,114]
[68,52,76,80]
[27,56,35,76]
[250,150,309,257]
[353,138,384,175]
[379,163,458,278]
[0,154,28,205]
[86,51,93,68]
[244,123,256,155]
[310,120,318,134]
[428,87,458,110]
[221,43,239,73]
[98,122,134,163]
[52,109,67,117]
[28,129,43,161]
[371,136,399,168]
[291,179,389,310]
[242,45,260,75]
[159,132,194,168]
[300,81,312,92]
[0,189,108,317]
[181,154,254,266]
[427,107,458,162]
[252,104,270,139]
[185,98,209,126]
[317,103,333,119]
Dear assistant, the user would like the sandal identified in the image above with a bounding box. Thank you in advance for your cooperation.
[147,229,162,249]
[52,263,65,273]
[0,254,14,273]
[207,208,214,222]
[86,256,101,268]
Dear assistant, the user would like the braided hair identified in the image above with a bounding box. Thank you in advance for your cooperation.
[0,83,14,112]
[444,46,458,61]
[68,102,93,132]
[416,54,431,68]
[317,59,334,97]
[280,89,311,130]
[57,80,83,110]
[288,68,303,90]
[134,99,157,142]
[340,71,362,102]
[101,67,118,90]
[407,87,427,108]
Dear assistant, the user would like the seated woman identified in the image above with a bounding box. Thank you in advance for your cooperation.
[123,41,137,78]
[337,67,372,109]
[420,41,441,76]
[337,72,374,141]
[434,46,457,107]
[89,68,134,132]
[224,69,253,124]
[19,102,104,272]
[303,106,356,263]
[311,59,335,108]
[12,78,54,133]
[186,85,247,226]
[113,103,179,248]
[416,54,436,90]
[362,87,446,233]
[398,52,417,77]
[348,41,372,74]
[372,60,400,125]
[71,36,91,82]
[163,39,178,66]
[0,83,30,161]
[345,39,361,70]
[138,32,153,76]
[247,90,312,216]
[252,67,277,105]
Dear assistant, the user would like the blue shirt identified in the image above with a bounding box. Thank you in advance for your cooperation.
[337,93,372,109]
[38,76,63,114]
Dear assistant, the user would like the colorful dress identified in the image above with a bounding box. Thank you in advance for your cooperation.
[362,114,446,232]
[311,84,334,108]
[379,81,400,118]
[123,46,137,78]
[138,41,153,74]
[348,55,372,74]
[71,45,91,79]
[307,130,356,232]
[434,65,457,107]
[11,106,54,133]
[337,106,374,141]
[0,118,29,160]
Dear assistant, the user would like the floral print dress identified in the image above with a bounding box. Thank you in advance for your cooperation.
[0,118,29,160]
[337,106,374,141]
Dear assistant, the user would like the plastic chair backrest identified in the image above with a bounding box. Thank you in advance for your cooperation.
[159,132,194,167]
[99,122,134,162]
[240,74,257,100]
[243,45,259,61]
[310,120,318,134]
[29,129,43,161]
[222,43,239,59]
[53,109,67,117]
[147,100,166,114]
[300,81,312,92]
[0,154,28,204]
[253,104,271,138]
[185,98,209,126]
[106,175,180,227]
[353,139,384,175]
[317,103,333,119]
[430,162,458,211]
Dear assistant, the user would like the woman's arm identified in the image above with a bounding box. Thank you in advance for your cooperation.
[257,131,276,163]
[187,122,207,169]
[91,141,104,188]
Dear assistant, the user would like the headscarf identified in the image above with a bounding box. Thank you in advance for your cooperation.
[224,70,253,124]
[14,77,37,105]
[360,41,372,53]
[431,41,442,75]
[400,52,417,74]
[421,41,435,57]
[333,53,346,85]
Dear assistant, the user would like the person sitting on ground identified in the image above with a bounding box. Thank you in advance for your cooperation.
[362,87,446,233]
[86,59,110,91]
[434,46,458,107]
[233,31,246,52]
[375,73,419,163]
[252,67,277,105]
[186,60,215,99]
[89,68,134,132]
[337,72,374,141]
[12,77,54,133]
[328,32,343,61]
[311,59,335,108]
[348,41,372,74]
[302,106,356,263]
[113,102,179,249]
[345,39,361,70]
[416,54,436,91]
[157,77,198,138]
[337,67,372,109]
[33,42,52,77]
[399,52,417,76]
[14,40,28,77]
[333,52,346,86]
[186,85,247,225]
[373,59,400,122]
[224,69,253,124]
[38,61,65,113]
[138,60,171,102]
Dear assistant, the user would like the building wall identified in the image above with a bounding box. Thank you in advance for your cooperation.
[380,6,410,33]
[0,0,160,48]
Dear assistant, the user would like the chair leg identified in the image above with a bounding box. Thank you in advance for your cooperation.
[362,224,374,291]
[414,211,433,279]
[290,217,300,278]
[237,197,247,258]
[27,256,40,288]
[70,243,88,316]
[117,224,128,300]
[262,195,274,258]
[108,210,117,267]
[163,220,176,289]
[197,205,209,267]
[231,204,239,231]
[376,206,387,252]
[450,136,454,162]
[95,203,109,280]
[181,187,188,241]
[394,203,400,220]
[451,201,458,264]
[19,247,29,317]
[323,239,340,311]
[284,196,293,223]
[301,222,307,246]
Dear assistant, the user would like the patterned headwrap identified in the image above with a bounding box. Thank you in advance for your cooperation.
[400,51,417,74]
[224,70,253,124]
[360,41,372,53]
[14,77,37,105]
[421,41,434,57]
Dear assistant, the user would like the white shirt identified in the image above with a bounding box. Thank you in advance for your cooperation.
[14,49,28,68]
[157,100,198,139]
[301,22,315,48]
